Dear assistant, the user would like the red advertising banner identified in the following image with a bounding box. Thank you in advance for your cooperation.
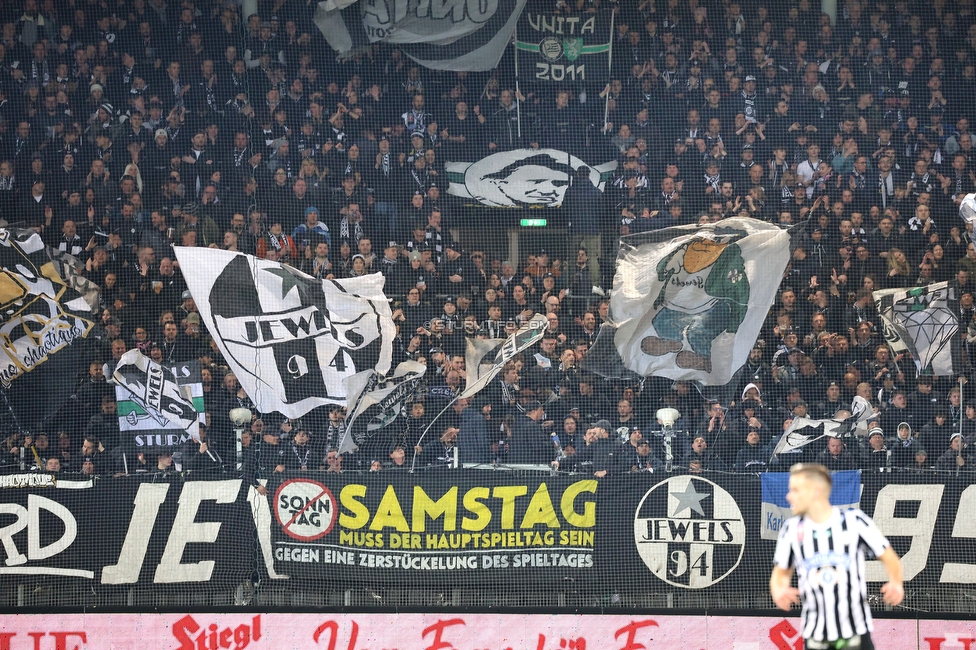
[0,613,967,650]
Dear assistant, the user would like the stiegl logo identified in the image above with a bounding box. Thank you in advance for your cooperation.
[173,614,262,650]
[633,475,746,589]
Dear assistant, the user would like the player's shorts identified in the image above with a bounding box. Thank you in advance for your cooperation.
[805,632,874,650]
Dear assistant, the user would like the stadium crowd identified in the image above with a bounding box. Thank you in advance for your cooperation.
[1,0,975,481]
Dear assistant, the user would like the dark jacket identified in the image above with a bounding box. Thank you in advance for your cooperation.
[458,408,494,464]
[508,414,554,464]
[733,443,770,472]
[819,446,857,471]
[889,436,921,468]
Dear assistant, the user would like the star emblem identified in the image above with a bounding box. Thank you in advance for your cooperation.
[264,266,309,300]
[670,479,709,517]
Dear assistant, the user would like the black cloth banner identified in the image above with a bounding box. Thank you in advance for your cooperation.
[2,471,974,597]
[0,476,251,587]
[266,470,976,592]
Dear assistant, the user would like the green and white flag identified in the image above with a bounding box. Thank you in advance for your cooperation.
[515,8,613,85]
[115,352,206,448]
[874,281,959,376]
[612,218,792,385]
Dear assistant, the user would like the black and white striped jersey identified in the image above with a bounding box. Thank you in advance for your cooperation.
[773,507,890,642]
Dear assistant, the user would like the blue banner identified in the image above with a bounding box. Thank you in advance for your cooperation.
[760,470,861,539]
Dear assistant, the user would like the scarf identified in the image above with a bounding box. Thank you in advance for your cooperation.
[770,160,789,187]
[340,218,363,243]
[268,232,286,251]
[879,172,894,208]
[704,172,721,192]
[291,444,312,469]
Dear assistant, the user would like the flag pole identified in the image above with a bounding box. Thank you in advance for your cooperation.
[514,29,522,139]
[409,345,532,473]
[958,376,964,468]
[603,9,616,132]
[410,393,462,473]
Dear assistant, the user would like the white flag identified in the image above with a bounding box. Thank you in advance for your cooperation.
[612,217,792,385]
[174,248,396,419]
[874,281,958,376]
[460,313,548,400]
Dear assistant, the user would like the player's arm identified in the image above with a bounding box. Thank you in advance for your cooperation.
[857,510,905,607]
[770,565,799,611]
[877,547,904,606]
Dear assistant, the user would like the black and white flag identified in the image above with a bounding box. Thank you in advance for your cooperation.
[460,313,548,399]
[174,249,395,419]
[337,360,427,454]
[446,149,617,208]
[113,350,203,442]
[0,228,94,427]
[314,0,527,71]
[874,281,958,376]
[772,396,875,456]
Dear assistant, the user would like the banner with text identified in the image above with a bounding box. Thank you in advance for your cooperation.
[2,471,976,600]
[265,471,976,593]
[0,476,251,587]
[0,612,955,650]
[515,3,613,85]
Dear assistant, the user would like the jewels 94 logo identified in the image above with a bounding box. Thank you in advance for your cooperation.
[633,475,746,589]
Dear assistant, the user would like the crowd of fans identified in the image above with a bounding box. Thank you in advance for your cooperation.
[0,0,975,482]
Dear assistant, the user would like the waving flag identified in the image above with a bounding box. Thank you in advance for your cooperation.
[460,313,548,400]
[313,0,527,71]
[337,360,428,454]
[0,228,94,427]
[174,249,395,419]
[874,281,958,376]
[612,218,792,385]
[772,396,876,457]
[959,194,976,229]
[114,353,206,447]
